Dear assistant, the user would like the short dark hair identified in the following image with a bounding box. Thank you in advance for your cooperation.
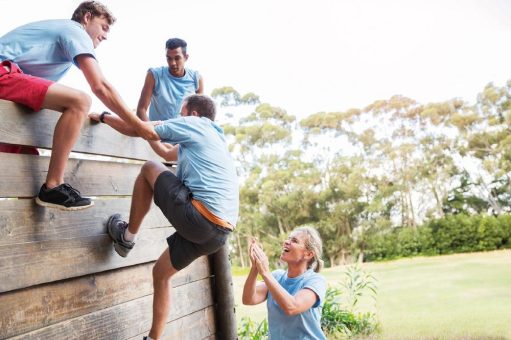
[71,1,116,25]
[184,95,216,121]
[165,38,187,55]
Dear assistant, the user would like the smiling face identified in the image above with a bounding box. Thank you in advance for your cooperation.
[166,47,188,77]
[83,14,110,48]
[280,231,313,265]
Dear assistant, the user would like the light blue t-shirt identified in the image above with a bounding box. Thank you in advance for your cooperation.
[148,66,200,121]
[154,116,239,226]
[0,19,95,81]
[267,269,327,340]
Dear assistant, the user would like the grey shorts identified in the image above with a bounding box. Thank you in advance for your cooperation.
[153,171,231,271]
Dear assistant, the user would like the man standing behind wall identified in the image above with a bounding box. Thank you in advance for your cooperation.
[106,94,239,340]
[0,1,158,210]
[93,37,203,159]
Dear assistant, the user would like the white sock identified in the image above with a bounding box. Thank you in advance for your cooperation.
[146,336,155,340]
[124,228,136,242]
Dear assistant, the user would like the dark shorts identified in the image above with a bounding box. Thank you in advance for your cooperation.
[154,171,231,271]
[0,60,53,111]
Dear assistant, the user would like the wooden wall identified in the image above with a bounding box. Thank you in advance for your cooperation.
[0,100,234,339]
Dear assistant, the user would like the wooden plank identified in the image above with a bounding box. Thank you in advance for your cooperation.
[0,99,159,161]
[127,306,216,340]
[0,257,211,339]
[0,227,173,293]
[0,153,176,197]
[0,198,171,245]
[163,307,216,340]
[10,278,214,340]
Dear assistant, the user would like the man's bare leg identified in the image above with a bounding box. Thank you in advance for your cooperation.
[149,248,178,339]
[127,161,168,234]
[40,83,91,188]
[126,161,179,339]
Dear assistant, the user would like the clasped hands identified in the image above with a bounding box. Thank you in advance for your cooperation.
[249,238,270,275]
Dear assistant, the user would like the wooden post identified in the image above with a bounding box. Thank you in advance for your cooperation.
[210,244,237,340]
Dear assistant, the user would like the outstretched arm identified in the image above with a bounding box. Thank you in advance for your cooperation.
[149,141,179,162]
[77,55,159,140]
[88,111,138,136]
[251,242,319,316]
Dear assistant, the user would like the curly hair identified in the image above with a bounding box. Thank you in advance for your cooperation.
[71,1,116,25]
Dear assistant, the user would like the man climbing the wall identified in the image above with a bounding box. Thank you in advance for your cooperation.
[105,94,239,340]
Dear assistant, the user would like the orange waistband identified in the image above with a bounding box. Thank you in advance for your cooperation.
[191,199,234,231]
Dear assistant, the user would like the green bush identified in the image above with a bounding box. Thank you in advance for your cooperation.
[364,213,511,261]
[322,286,379,338]
[237,317,268,340]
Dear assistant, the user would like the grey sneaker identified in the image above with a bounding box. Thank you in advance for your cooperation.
[107,214,134,257]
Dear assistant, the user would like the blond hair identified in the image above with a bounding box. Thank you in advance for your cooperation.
[293,226,324,273]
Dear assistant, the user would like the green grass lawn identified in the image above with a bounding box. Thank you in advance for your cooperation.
[232,249,511,339]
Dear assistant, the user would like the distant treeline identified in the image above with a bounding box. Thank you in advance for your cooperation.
[211,80,511,267]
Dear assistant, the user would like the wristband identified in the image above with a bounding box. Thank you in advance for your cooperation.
[99,111,111,123]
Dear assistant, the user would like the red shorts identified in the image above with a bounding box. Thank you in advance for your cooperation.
[0,60,47,155]
[0,143,39,155]
[0,60,53,111]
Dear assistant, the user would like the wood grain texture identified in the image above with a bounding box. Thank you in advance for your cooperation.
[127,306,216,340]
[0,227,173,293]
[0,257,211,339]
[9,278,214,340]
[0,198,170,245]
[0,153,174,197]
[0,99,159,160]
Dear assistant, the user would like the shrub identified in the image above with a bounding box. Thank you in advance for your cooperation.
[237,317,268,340]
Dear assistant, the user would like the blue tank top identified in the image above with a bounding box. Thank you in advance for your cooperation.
[148,66,200,121]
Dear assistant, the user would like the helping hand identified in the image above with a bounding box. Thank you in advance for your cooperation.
[88,112,101,123]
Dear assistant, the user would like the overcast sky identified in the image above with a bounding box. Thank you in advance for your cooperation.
[2,0,511,119]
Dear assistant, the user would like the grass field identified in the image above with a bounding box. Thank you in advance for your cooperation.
[232,249,511,339]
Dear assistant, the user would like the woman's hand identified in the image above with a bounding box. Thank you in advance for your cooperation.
[248,239,258,268]
[250,241,270,275]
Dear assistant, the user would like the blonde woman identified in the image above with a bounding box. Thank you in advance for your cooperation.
[243,227,327,340]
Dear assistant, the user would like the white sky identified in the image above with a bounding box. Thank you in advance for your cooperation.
[2,0,511,119]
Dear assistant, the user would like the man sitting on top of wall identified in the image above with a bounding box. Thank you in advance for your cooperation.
[0,1,158,210]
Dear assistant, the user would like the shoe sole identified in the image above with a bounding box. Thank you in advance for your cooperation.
[107,214,131,258]
[113,243,130,258]
[35,197,94,211]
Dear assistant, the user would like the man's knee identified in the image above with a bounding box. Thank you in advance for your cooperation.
[142,160,160,173]
[72,91,92,114]
[60,90,91,116]
[141,161,167,184]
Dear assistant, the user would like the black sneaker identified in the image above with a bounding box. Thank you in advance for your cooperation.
[107,213,135,257]
[35,183,94,211]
